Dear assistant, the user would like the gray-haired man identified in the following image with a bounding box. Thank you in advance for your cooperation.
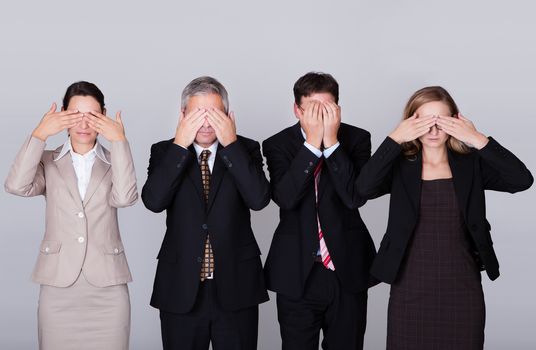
[142,76,270,350]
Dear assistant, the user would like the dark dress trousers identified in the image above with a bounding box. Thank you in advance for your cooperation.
[356,136,534,284]
[142,136,270,349]
[263,122,377,349]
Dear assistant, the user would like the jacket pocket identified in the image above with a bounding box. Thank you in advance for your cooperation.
[40,240,61,255]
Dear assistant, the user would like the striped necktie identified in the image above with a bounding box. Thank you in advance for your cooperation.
[314,158,335,271]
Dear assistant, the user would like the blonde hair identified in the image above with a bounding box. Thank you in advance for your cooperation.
[401,86,470,157]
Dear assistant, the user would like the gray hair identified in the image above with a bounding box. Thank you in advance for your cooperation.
[181,76,229,113]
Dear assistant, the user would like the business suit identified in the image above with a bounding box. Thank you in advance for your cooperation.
[262,122,376,350]
[142,136,270,349]
[356,136,533,349]
[5,135,138,349]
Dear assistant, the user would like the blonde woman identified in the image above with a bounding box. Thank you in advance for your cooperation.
[357,86,533,349]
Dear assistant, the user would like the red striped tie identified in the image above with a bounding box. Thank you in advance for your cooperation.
[314,158,335,271]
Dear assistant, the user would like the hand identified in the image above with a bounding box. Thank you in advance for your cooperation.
[206,108,237,147]
[299,101,324,149]
[322,101,341,148]
[32,103,84,141]
[436,113,489,149]
[389,114,437,144]
[85,110,126,142]
[173,108,207,148]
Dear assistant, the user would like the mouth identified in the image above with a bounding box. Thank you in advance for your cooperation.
[76,132,92,136]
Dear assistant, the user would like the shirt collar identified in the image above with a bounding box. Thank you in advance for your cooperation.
[54,137,110,164]
[193,141,219,159]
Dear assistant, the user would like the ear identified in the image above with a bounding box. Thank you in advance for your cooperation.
[293,103,302,120]
[103,108,107,115]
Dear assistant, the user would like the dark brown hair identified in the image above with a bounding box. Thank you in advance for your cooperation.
[62,81,105,111]
[293,72,339,105]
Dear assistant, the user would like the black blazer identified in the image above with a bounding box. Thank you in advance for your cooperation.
[262,123,377,298]
[142,136,270,313]
[357,136,533,284]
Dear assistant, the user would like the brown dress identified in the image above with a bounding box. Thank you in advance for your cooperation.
[387,179,485,350]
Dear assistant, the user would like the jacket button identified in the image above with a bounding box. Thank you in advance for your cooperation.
[45,247,50,253]
[177,163,182,168]
[304,170,309,174]
[202,224,208,230]
[197,257,203,263]
[312,252,317,258]
[78,237,85,243]
[309,161,314,166]
[77,212,84,218]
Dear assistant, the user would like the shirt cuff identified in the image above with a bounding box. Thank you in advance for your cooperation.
[323,142,340,158]
[303,142,322,158]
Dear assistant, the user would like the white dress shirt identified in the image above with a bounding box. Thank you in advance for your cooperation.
[54,138,110,200]
[193,141,219,172]
[301,128,340,158]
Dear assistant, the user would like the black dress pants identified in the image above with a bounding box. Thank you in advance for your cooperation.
[160,280,259,350]
[276,263,368,350]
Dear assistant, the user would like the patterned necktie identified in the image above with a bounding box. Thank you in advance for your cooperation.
[314,158,335,271]
[199,150,215,281]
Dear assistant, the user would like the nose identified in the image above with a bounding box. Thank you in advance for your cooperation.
[429,125,439,135]
[80,117,89,129]
[202,117,211,129]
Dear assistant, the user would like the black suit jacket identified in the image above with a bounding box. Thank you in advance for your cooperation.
[357,136,534,283]
[262,122,377,298]
[142,136,270,313]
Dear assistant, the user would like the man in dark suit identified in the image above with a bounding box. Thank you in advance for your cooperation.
[262,72,377,350]
[142,76,270,350]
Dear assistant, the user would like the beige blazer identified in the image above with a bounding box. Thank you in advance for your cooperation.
[5,136,138,287]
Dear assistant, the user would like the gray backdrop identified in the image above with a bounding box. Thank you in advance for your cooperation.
[1,1,535,349]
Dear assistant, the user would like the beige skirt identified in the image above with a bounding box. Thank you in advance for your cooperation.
[38,273,130,350]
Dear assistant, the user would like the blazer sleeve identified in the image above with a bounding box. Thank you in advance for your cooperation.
[323,130,371,209]
[356,136,402,199]
[109,140,138,208]
[217,139,270,211]
[4,136,46,197]
[141,141,194,213]
[262,139,321,210]
[477,137,534,192]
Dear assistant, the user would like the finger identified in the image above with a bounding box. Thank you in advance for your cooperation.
[187,108,207,123]
[89,110,110,121]
[206,112,222,128]
[312,102,321,121]
[185,107,204,120]
[61,114,84,124]
[326,102,338,119]
[46,102,57,115]
[57,109,80,117]
[207,109,225,125]
[210,108,228,120]
[86,119,102,132]
[229,111,236,123]
[115,111,122,124]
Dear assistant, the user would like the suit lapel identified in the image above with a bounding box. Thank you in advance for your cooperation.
[54,149,84,210]
[187,145,205,207]
[207,144,226,213]
[400,153,423,216]
[83,157,111,207]
[448,150,473,220]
